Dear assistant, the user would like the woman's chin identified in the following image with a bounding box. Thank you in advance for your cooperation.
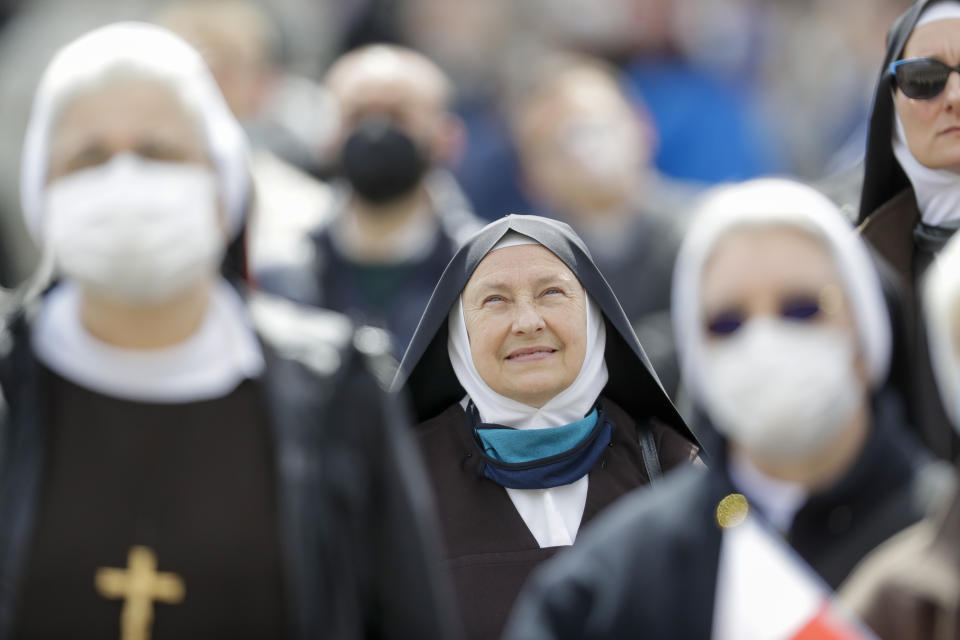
[917,149,960,172]
[497,375,571,408]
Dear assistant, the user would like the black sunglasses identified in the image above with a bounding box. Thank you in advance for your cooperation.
[703,284,845,338]
[889,57,960,100]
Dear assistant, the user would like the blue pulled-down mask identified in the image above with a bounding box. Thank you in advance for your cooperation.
[469,402,613,490]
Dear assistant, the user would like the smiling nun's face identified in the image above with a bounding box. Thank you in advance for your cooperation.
[461,243,588,408]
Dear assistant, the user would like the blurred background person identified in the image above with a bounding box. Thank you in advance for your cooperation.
[772,0,912,213]
[0,23,458,639]
[342,0,895,219]
[607,0,782,183]
[153,0,338,293]
[333,0,911,218]
[510,52,702,398]
[0,0,919,288]
[397,0,533,220]
[515,0,908,193]
[154,0,336,172]
[395,215,699,640]
[256,44,481,356]
[842,230,960,640]
[858,0,960,461]
[504,178,945,639]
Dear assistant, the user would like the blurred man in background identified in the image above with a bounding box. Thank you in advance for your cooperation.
[256,44,481,355]
[511,54,700,396]
[520,0,782,183]
[155,0,336,172]
[397,0,533,221]
[155,0,337,288]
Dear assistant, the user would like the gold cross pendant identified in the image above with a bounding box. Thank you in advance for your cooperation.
[95,546,185,640]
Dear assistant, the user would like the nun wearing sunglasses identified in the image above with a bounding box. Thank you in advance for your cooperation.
[504,179,944,640]
[859,0,960,459]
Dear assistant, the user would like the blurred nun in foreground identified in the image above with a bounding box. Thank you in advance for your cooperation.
[504,178,946,640]
[0,23,455,639]
[842,232,960,640]
[394,214,699,640]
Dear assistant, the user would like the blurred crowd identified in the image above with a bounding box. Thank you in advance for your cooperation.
[5,0,960,639]
[0,0,913,287]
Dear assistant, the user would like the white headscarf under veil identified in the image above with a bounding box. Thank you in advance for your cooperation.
[20,21,252,241]
[891,1,960,227]
[446,231,609,430]
[672,178,892,406]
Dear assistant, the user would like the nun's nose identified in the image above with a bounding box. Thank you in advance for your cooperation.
[945,71,960,111]
[512,299,545,335]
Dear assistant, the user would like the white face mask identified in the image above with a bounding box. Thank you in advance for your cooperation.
[699,317,864,461]
[44,153,225,304]
[558,115,638,183]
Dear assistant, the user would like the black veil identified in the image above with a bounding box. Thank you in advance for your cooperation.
[393,214,697,446]
[859,0,941,223]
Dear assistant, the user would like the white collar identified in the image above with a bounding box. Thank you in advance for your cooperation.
[893,111,960,227]
[32,279,265,403]
[505,480,589,548]
[728,451,807,534]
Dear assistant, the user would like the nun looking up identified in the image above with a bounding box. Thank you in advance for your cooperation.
[504,179,943,640]
[395,214,699,640]
[0,23,456,640]
[858,0,960,459]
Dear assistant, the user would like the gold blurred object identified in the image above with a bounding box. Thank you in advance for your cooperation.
[715,493,749,529]
[95,546,185,640]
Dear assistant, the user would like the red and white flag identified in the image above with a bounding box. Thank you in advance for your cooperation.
[711,496,876,640]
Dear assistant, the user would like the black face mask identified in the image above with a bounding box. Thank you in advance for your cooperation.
[340,119,429,204]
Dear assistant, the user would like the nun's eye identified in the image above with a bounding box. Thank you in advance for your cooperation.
[67,145,112,172]
[137,140,190,162]
[484,295,505,304]
[705,310,744,337]
[780,296,821,322]
[542,287,563,296]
